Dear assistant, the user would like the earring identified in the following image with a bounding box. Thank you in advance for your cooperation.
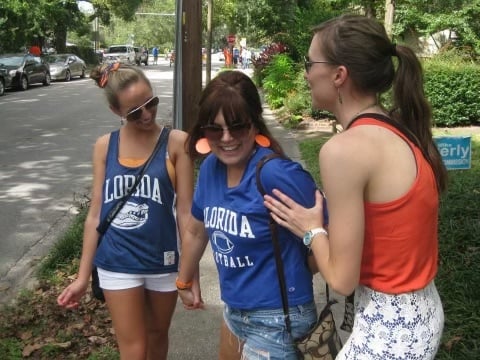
[120,117,125,126]
[255,134,271,147]
[337,88,343,104]
[195,138,211,154]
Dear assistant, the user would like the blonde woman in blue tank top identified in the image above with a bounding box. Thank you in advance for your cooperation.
[57,64,194,360]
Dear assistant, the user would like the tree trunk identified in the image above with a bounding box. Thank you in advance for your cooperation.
[384,0,395,40]
[54,27,67,53]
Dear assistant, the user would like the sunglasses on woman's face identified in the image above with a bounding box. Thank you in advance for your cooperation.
[201,122,252,141]
[125,96,159,121]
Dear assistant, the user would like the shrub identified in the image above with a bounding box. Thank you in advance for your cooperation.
[252,43,288,86]
[262,54,297,109]
[283,69,311,115]
[424,59,480,126]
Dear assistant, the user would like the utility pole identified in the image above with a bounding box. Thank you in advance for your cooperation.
[173,0,202,132]
[206,0,213,84]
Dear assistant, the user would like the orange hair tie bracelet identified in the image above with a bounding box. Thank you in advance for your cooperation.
[175,277,193,290]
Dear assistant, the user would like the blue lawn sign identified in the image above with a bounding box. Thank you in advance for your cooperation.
[434,136,471,170]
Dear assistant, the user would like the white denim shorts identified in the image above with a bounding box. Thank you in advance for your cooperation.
[97,268,177,292]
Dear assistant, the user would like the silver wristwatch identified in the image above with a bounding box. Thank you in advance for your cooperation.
[303,227,328,248]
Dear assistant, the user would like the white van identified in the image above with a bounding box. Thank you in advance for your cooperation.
[103,45,135,64]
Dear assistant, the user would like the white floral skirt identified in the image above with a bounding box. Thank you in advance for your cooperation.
[336,281,444,360]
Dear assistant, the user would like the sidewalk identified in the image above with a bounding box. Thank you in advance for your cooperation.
[166,68,350,359]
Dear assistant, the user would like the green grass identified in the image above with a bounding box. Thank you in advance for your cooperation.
[299,132,480,359]
[37,205,88,280]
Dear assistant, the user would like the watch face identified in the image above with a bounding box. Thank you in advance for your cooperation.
[303,231,312,246]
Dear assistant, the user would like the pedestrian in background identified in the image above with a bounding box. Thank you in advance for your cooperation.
[232,47,240,67]
[176,70,322,359]
[241,47,251,69]
[152,46,159,65]
[57,63,194,360]
[264,14,447,360]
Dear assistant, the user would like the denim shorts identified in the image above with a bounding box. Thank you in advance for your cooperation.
[223,301,317,360]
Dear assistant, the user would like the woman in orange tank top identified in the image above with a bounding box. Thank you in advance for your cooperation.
[264,15,447,359]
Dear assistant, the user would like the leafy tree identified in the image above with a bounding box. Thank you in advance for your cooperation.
[98,0,175,49]
[393,0,480,57]
[90,0,143,22]
[0,0,88,53]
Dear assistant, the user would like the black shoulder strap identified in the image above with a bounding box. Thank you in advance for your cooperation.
[96,127,170,235]
[255,153,293,332]
[255,153,284,196]
[256,152,332,337]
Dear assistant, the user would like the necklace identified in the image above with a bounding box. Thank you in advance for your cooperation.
[345,103,378,129]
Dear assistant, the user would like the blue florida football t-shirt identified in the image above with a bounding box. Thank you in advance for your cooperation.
[192,146,321,310]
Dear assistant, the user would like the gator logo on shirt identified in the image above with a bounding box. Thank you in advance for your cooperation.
[212,231,234,254]
[111,201,148,230]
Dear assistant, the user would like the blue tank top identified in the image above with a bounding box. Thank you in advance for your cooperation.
[94,128,179,274]
[192,146,318,309]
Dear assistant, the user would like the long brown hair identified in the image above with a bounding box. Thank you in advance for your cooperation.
[312,14,447,192]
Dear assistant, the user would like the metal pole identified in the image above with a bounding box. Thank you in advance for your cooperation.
[173,0,183,130]
[206,0,213,84]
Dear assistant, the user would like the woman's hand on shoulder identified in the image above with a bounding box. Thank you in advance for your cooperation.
[264,189,325,238]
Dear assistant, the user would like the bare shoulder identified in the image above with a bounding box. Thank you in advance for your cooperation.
[95,133,111,147]
[319,129,376,183]
[166,128,189,156]
[168,128,188,142]
[321,131,362,160]
[92,133,111,160]
[169,129,188,148]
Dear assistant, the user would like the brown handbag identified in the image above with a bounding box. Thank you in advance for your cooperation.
[295,286,343,359]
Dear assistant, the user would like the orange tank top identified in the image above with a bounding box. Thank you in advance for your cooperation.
[351,117,439,294]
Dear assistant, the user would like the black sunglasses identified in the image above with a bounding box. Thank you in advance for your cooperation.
[201,123,252,141]
[303,56,333,73]
[125,96,160,121]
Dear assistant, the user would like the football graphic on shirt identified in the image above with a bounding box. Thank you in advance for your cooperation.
[112,201,149,230]
[212,230,234,254]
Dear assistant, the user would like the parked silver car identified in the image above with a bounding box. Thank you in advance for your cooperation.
[43,54,86,81]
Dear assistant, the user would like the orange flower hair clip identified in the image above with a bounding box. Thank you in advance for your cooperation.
[99,62,120,88]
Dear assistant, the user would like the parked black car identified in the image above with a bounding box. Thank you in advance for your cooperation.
[0,68,12,96]
[0,53,51,90]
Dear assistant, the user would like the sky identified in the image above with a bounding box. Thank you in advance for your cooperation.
[77,1,94,14]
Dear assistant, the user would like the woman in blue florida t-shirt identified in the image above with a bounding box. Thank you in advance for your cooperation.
[176,71,326,360]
